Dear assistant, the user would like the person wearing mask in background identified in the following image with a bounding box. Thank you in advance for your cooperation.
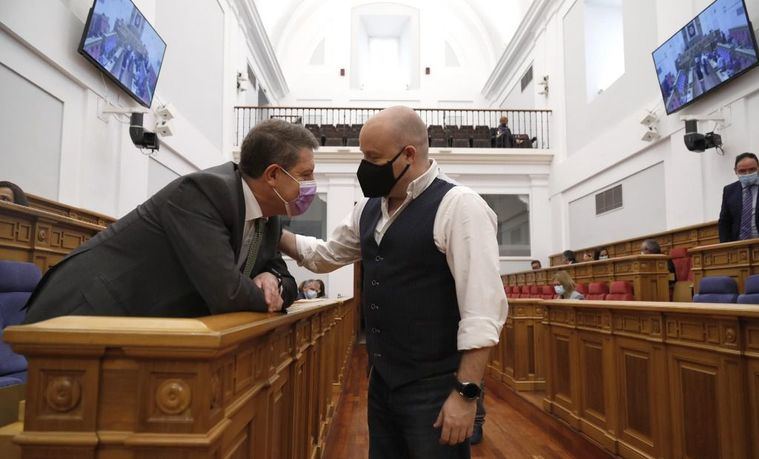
[0,181,29,206]
[719,152,759,243]
[530,260,542,270]
[495,116,514,148]
[297,280,318,299]
[598,248,609,260]
[562,250,577,265]
[279,106,508,457]
[24,119,316,323]
[552,271,584,300]
[582,252,593,262]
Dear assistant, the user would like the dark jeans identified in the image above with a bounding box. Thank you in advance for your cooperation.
[368,369,471,459]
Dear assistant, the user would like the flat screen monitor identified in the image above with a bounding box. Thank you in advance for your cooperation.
[652,0,759,114]
[78,0,167,108]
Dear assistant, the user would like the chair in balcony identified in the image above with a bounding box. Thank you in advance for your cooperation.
[575,283,588,296]
[606,281,634,301]
[430,138,448,148]
[472,138,491,148]
[323,137,344,147]
[738,275,759,305]
[452,138,470,148]
[0,260,41,387]
[585,282,609,300]
[693,276,738,303]
[540,285,556,300]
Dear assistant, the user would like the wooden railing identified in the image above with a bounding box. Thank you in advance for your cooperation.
[548,221,719,266]
[0,200,108,272]
[234,106,552,149]
[487,298,758,459]
[4,298,358,459]
[503,254,671,302]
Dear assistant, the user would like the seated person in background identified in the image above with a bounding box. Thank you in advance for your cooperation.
[531,259,542,270]
[313,279,326,298]
[552,271,584,300]
[719,152,759,243]
[495,116,514,148]
[640,239,675,275]
[297,280,314,299]
[598,248,609,260]
[582,251,593,261]
[0,181,29,206]
[562,249,577,264]
[23,119,317,323]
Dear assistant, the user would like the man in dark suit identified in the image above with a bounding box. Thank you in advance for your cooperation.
[719,152,759,243]
[23,119,319,323]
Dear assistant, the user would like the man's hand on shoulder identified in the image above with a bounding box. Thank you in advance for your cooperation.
[251,272,284,312]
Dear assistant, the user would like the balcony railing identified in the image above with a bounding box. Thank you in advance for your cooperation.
[234,106,552,149]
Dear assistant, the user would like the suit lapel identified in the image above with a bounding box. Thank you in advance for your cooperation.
[231,165,246,262]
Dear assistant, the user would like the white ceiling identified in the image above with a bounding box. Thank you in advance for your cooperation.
[254,0,531,60]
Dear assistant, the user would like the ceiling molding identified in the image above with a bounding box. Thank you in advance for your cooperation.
[480,0,555,102]
[228,0,289,100]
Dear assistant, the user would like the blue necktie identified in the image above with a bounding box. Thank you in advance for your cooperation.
[740,185,755,240]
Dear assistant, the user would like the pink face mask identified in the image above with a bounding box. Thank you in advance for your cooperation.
[273,167,317,217]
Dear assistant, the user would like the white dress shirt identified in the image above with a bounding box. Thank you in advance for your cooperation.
[295,160,508,350]
[237,178,265,269]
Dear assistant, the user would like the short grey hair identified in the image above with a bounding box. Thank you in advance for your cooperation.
[239,119,318,178]
[641,239,661,254]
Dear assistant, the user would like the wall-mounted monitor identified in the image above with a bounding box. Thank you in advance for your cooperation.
[652,0,758,115]
[78,0,167,108]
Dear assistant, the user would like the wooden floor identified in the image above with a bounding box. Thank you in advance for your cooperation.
[324,345,611,459]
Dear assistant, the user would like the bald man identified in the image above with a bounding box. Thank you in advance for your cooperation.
[280,106,507,458]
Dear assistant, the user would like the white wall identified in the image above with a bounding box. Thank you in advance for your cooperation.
[0,0,283,217]
[272,0,507,107]
[482,0,759,254]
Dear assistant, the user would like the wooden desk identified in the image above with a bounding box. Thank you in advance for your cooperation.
[548,221,719,266]
[539,299,755,458]
[689,238,759,293]
[504,255,670,302]
[4,298,357,459]
[0,201,107,272]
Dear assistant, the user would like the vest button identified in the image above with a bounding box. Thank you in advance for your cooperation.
[375,256,383,262]
[373,353,382,358]
[372,328,381,334]
[370,303,379,310]
[371,280,379,286]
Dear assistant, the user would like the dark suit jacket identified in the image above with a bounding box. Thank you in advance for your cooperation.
[23,162,297,323]
[718,180,759,243]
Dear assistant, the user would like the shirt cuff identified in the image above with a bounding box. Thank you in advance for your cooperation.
[457,317,504,350]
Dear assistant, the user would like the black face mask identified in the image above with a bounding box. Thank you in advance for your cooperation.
[356,147,410,198]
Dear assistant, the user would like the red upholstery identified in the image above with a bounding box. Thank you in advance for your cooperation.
[520,285,531,298]
[586,282,609,300]
[606,281,634,301]
[575,283,588,295]
[529,285,540,298]
[540,285,556,300]
[669,247,694,281]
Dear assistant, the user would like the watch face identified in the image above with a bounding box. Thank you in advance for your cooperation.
[460,382,480,399]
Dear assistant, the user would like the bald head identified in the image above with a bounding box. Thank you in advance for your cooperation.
[362,106,429,158]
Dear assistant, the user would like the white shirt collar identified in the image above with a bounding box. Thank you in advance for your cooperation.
[402,159,441,201]
[241,177,264,222]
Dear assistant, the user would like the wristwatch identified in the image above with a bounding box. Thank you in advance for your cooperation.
[455,381,481,401]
